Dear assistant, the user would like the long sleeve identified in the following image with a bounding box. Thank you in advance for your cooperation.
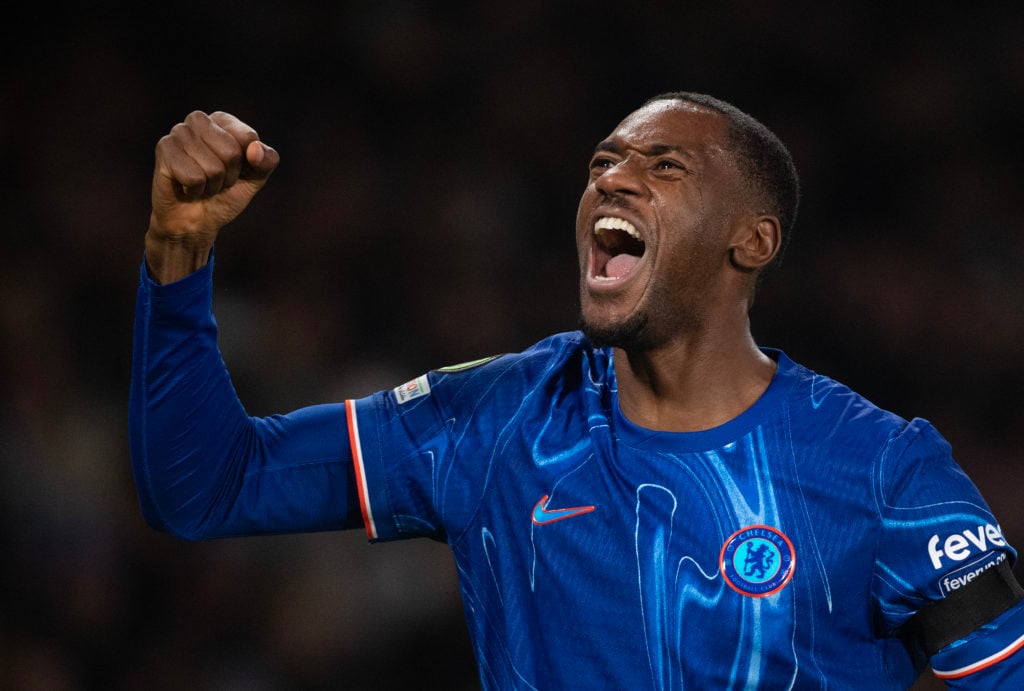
[128,255,359,539]
[933,600,1024,688]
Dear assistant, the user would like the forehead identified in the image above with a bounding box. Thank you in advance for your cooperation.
[602,100,731,161]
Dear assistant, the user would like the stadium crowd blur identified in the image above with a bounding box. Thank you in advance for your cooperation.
[2,3,1023,689]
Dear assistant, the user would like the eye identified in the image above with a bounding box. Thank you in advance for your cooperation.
[656,159,683,171]
[590,156,616,170]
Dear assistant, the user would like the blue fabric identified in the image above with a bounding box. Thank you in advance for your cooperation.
[129,256,358,538]
[130,257,1024,688]
[351,333,1023,688]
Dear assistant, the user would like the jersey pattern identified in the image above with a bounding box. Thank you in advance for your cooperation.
[348,332,1019,689]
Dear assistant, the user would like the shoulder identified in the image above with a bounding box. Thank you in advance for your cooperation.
[775,349,916,436]
[378,332,610,416]
[772,350,951,470]
[430,331,608,390]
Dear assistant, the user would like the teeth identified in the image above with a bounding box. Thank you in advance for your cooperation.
[594,216,641,241]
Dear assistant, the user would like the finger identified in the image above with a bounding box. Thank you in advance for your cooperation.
[209,112,279,182]
[209,111,259,146]
[183,111,246,193]
[155,113,232,197]
[209,111,259,185]
[154,126,213,199]
[244,140,280,181]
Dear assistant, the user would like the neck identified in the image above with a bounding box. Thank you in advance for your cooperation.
[613,322,776,433]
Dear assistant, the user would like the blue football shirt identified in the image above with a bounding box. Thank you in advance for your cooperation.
[347,331,1022,689]
[130,260,1024,689]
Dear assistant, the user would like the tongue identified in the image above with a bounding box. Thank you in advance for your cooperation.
[605,253,640,279]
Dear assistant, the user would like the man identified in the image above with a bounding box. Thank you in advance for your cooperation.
[130,93,1024,688]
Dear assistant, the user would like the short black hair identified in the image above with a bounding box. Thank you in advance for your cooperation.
[644,92,800,268]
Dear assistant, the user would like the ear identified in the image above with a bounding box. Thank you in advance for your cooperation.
[728,214,781,272]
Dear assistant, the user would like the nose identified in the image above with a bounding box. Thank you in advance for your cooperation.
[594,158,644,199]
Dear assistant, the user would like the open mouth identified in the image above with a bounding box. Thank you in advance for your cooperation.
[592,216,646,281]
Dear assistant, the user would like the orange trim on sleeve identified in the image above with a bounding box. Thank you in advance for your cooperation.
[345,399,378,539]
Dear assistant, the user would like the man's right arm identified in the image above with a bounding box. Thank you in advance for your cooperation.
[129,256,361,538]
[129,111,360,538]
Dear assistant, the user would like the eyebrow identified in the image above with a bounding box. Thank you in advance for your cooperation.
[592,139,698,163]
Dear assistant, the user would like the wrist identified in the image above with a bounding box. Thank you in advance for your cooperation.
[144,225,213,285]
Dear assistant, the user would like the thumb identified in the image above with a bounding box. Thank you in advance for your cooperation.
[244,140,280,182]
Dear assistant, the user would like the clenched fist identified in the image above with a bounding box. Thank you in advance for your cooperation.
[145,111,280,284]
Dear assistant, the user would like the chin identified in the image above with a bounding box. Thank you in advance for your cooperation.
[578,309,652,351]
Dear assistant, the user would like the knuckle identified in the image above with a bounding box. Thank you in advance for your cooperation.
[200,159,227,180]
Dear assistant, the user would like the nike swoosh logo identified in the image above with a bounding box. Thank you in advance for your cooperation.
[532,495,596,525]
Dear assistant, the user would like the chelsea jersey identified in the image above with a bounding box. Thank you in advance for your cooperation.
[346,331,1023,689]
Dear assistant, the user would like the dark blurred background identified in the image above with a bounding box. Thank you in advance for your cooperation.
[2,1,1023,688]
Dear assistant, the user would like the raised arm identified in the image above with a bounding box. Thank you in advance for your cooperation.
[129,112,360,539]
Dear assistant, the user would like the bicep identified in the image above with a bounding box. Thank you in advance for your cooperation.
[220,403,363,537]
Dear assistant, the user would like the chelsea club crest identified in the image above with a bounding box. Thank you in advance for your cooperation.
[720,525,796,597]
